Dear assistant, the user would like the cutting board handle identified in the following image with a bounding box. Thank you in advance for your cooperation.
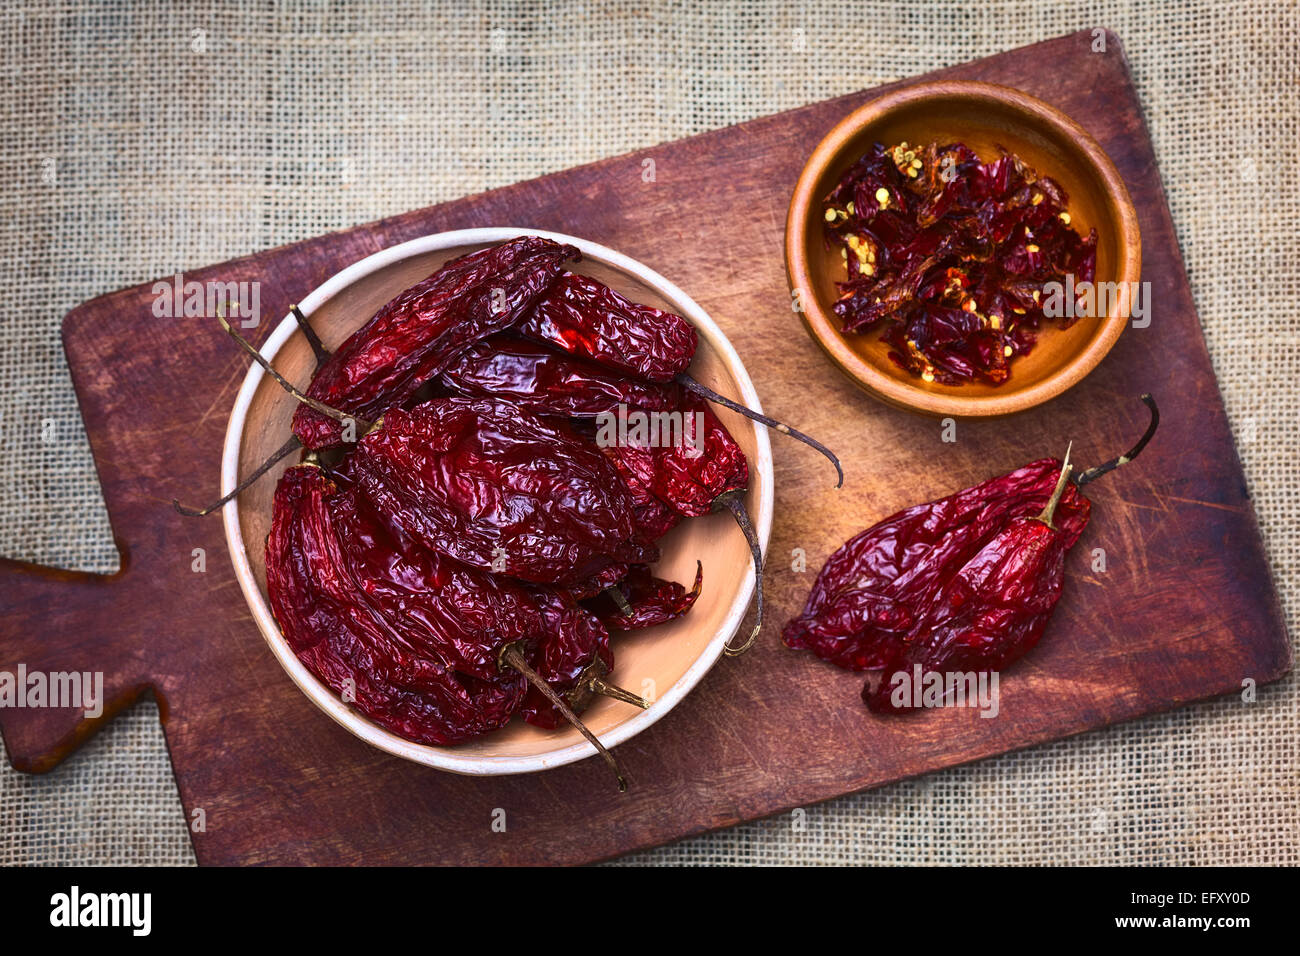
[0,545,155,773]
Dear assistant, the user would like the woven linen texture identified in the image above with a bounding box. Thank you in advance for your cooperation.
[1,0,1295,865]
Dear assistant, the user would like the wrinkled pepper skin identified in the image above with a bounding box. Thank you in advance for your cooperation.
[349,397,658,588]
[585,562,703,630]
[594,392,749,519]
[266,465,524,744]
[293,236,579,449]
[519,272,698,382]
[267,464,615,740]
[783,458,1088,672]
[516,596,615,729]
[441,334,679,417]
[865,510,1079,713]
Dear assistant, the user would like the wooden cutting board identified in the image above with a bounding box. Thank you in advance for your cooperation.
[1,30,1289,865]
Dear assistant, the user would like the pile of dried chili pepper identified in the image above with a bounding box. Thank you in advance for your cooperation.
[823,140,1097,385]
[179,236,843,789]
[783,395,1157,713]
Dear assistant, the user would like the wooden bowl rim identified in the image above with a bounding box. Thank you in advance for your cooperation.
[785,79,1141,418]
[219,227,774,776]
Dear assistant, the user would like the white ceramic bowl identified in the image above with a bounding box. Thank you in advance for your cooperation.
[221,227,774,777]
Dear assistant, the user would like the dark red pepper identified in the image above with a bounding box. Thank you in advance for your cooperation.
[589,393,764,653]
[783,457,1082,671]
[520,271,698,383]
[349,397,657,587]
[441,333,680,418]
[293,236,579,449]
[266,464,525,745]
[268,461,639,785]
[785,396,1158,712]
[586,562,703,631]
[522,272,843,484]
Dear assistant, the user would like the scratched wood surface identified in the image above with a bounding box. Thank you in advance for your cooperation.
[0,30,1289,865]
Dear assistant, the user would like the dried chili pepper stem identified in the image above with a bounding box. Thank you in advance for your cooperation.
[1074,394,1160,487]
[676,374,845,487]
[174,302,332,518]
[499,642,629,791]
[1035,442,1073,530]
[566,657,652,710]
[587,677,651,709]
[290,304,331,367]
[219,315,373,431]
[714,489,764,656]
[604,586,635,616]
[173,434,302,517]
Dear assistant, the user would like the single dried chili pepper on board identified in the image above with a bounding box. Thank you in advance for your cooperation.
[785,396,1158,712]
[782,457,1082,670]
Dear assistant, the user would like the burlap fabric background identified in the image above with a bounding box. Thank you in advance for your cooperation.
[1,0,1295,866]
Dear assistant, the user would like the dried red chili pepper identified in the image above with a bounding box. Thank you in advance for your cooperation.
[348,397,658,588]
[441,333,681,417]
[521,271,698,382]
[585,562,703,631]
[293,236,579,450]
[783,457,1077,670]
[267,463,525,745]
[588,393,764,654]
[173,240,578,515]
[523,273,843,484]
[823,141,1097,385]
[785,396,1158,712]
[219,320,659,589]
[269,461,640,786]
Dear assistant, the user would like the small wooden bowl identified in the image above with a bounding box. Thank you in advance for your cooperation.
[220,228,773,778]
[786,81,1140,418]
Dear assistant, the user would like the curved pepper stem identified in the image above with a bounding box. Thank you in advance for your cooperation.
[499,642,629,791]
[290,304,331,367]
[175,304,334,518]
[219,314,373,431]
[676,374,844,488]
[173,435,301,517]
[1075,394,1160,487]
[1034,442,1073,530]
[714,489,764,656]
